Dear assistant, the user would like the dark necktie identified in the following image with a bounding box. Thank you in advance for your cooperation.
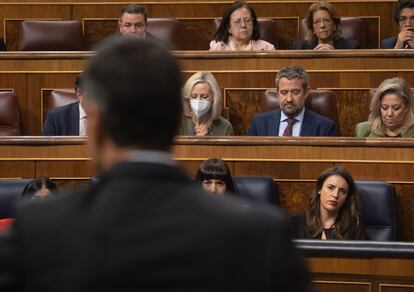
[283,117,297,136]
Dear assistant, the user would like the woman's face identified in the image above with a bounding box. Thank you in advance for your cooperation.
[202,179,227,195]
[312,9,335,41]
[33,187,51,199]
[228,7,254,44]
[190,82,212,102]
[319,175,348,215]
[380,93,408,132]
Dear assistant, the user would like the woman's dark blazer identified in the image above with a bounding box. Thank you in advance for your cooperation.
[293,37,361,50]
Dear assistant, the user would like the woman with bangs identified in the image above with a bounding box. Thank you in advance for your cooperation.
[195,158,236,196]
[356,77,414,137]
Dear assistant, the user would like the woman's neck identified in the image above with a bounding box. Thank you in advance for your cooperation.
[318,38,333,45]
[229,36,250,50]
[320,208,337,229]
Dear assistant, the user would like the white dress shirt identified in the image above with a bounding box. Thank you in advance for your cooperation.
[79,103,87,136]
[278,107,305,136]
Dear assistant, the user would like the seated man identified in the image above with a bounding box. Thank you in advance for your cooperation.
[99,4,159,48]
[381,0,414,49]
[43,74,86,136]
[248,65,336,136]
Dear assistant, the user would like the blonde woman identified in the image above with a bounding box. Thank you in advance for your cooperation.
[356,77,414,137]
[180,71,234,136]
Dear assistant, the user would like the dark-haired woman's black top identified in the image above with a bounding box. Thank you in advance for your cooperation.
[293,37,360,50]
[290,213,365,240]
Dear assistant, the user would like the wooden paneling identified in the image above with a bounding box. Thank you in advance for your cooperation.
[314,281,371,292]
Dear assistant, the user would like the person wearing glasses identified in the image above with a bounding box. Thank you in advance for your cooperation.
[209,1,275,51]
[381,0,414,49]
[293,1,360,50]
[180,71,234,136]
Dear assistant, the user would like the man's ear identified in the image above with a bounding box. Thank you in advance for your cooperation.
[304,88,309,99]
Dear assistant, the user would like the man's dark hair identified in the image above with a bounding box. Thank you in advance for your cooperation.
[84,38,182,151]
[120,4,147,23]
[214,0,260,43]
[21,177,58,201]
[74,74,84,94]
[394,0,414,24]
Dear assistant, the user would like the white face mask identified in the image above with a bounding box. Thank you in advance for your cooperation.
[190,99,211,118]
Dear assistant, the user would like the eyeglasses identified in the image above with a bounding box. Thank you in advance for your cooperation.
[231,17,253,27]
[313,18,333,27]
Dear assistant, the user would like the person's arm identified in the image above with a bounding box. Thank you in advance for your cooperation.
[43,112,57,136]
[325,121,337,136]
[225,123,234,136]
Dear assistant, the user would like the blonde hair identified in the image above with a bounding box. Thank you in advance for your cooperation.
[369,77,414,136]
[305,1,342,43]
[182,71,222,125]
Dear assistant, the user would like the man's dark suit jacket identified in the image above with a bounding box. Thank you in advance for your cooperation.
[43,101,79,136]
[0,162,311,292]
[98,32,163,50]
[381,36,398,49]
[293,37,361,49]
[248,108,336,136]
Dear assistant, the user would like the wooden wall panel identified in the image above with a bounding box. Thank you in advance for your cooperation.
[0,161,34,178]
[83,18,117,49]
[314,281,371,292]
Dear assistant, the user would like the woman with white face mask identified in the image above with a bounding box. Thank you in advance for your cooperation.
[180,71,234,136]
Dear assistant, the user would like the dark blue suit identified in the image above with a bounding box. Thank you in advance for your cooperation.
[381,36,398,49]
[43,101,79,136]
[247,108,336,136]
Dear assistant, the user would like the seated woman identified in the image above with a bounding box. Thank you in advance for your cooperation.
[180,71,234,136]
[21,176,58,200]
[195,158,236,196]
[209,1,275,51]
[356,78,414,137]
[291,167,365,240]
[293,1,360,50]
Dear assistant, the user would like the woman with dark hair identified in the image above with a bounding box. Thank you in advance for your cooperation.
[195,158,236,195]
[21,176,58,200]
[291,167,365,240]
[209,1,275,51]
[293,1,360,50]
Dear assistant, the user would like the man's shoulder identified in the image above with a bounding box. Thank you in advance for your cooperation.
[47,101,79,117]
[305,108,334,125]
[252,109,280,121]
[381,36,397,49]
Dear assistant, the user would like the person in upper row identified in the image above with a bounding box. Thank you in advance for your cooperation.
[293,1,360,50]
[43,74,87,136]
[21,177,58,201]
[356,77,414,137]
[381,0,414,49]
[195,158,236,196]
[248,65,336,136]
[291,166,366,240]
[99,4,161,49]
[180,71,234,136]
[209,0,275,51]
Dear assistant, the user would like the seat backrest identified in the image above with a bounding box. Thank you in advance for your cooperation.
[48,89,78,111]
[147,18,182,50]
[0,179,31,218]
[262,89,339,134]
[298,17,366,48]
[213,18,277,48]
[17,20,88,51]
[355,180,397,241]
[0,92,22,136]
[233,176,279,205]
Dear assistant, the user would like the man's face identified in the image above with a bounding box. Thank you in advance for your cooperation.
[119,13,147,37]
[277,77,307,117]
[399,8,414,31]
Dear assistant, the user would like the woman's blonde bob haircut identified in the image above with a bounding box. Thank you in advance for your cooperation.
[369,77,414,136]
[182,71,222,124]
[305,1,342,43]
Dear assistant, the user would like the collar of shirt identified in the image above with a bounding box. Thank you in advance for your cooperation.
[126,150,177,166]
[79,102,87,120]
[280,107,305,123]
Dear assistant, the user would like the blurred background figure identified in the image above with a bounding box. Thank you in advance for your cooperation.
[21,176,58,201]
[195,158,236,195]
[180,71,234,136]
[291,166,365,240]
[356,77,414,137]
[210,1,275,51]
[293,1,360,50]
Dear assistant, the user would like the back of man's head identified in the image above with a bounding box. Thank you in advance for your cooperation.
[84,38,182,151]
